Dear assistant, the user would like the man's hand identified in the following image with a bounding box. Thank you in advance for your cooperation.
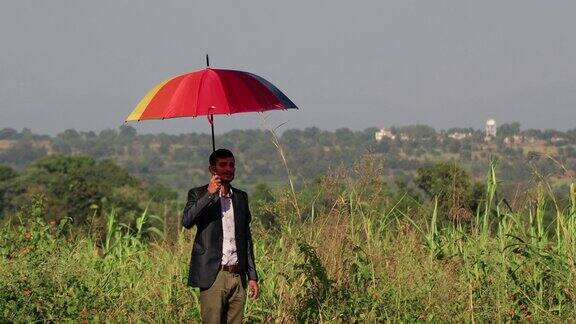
[207,175,221,194]
[248,280,259,299]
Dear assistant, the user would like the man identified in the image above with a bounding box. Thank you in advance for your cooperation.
[182,149,259,323]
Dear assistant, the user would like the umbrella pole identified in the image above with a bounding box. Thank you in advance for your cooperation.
[211,114,215,152]
[206,54,215,152]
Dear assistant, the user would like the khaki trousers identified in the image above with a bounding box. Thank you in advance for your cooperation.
[200,270,246,324]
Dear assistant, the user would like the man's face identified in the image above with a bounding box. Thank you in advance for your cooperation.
[209,157,235,183]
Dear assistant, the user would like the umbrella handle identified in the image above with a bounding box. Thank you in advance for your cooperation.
[206,54,213,151]
[210,114,215,152]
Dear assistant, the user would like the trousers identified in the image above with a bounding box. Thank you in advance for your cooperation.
[200,270,246,324]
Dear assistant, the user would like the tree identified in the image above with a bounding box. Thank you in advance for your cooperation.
[399,124,436,139]
[375,138,391,153]
[0,164,16,182]
[445,139,461,154]
[51,139,72,154]
[0,140,47,166]
[0,128,20,140]
[119,125,137,139]
[334,128,355,145]
[416,162,474,219]
[522,128,543,139]
[0,164,18,216]
[497,122,521,137]
[98,128,118,142]
[57,129,80,141]
[16,155,143,223]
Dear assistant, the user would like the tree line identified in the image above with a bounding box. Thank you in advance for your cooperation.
[1,123,574,208]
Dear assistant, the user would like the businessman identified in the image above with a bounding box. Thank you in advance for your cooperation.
[182,149,259,323]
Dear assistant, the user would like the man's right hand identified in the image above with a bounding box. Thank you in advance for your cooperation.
[207,175,221,194]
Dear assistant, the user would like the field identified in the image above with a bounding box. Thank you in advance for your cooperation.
[2,160,576,323]
[0,140,14,150]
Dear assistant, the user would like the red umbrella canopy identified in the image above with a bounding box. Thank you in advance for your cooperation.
[126,68,298,121]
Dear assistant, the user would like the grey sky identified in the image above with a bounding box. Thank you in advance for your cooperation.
[1,1,575,135]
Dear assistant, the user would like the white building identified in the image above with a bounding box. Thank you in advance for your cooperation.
[375,128,396,141]
[485,119,497,141]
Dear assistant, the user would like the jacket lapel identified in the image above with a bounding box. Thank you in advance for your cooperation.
[206,185,223,238]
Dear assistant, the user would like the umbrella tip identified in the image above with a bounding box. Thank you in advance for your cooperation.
[206,54,210,67]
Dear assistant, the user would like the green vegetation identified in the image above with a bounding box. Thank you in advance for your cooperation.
[416,162,484,221]
[2,155,576,322]
[0,155,176,229]
[1,123,576,201]
[1,124,576,321]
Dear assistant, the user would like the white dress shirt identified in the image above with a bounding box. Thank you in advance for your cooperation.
[219,189,237,266]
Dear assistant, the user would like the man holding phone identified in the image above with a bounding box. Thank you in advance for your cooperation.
[182,149,259,323]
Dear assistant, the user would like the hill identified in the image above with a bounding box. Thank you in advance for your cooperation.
[0,124,575,200]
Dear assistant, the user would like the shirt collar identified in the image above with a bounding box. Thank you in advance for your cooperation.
[219,187,233,198]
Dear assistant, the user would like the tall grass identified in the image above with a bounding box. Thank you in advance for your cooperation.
[2,159,576,322]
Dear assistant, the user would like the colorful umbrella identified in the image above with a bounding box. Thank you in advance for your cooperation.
[125,56,298,151]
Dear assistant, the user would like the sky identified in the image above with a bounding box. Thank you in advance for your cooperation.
[0,1,575,135]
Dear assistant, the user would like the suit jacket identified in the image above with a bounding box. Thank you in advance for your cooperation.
[182,184,258,289]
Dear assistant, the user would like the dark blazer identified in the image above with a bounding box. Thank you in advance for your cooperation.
[182,184,258,289]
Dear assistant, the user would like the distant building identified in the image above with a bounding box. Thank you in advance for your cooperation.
[551,136,568,145]
[448,132,471,140]
[503,135,524,145]
[485,119,497,141]
[375,128,396,141]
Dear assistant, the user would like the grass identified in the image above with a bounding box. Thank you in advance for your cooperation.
[2,159,576,322]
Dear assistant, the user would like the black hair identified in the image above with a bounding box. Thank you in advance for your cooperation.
[209,149,234,166]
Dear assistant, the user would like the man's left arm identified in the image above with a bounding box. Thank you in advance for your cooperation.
[245,192,259,299]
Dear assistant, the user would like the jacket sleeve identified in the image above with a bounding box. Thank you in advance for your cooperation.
[245,193,259,282]
[182,188,217,229]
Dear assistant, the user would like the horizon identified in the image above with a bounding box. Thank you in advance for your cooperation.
[1,121,574,138]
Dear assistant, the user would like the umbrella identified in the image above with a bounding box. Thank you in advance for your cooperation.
[125,55,298,151]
